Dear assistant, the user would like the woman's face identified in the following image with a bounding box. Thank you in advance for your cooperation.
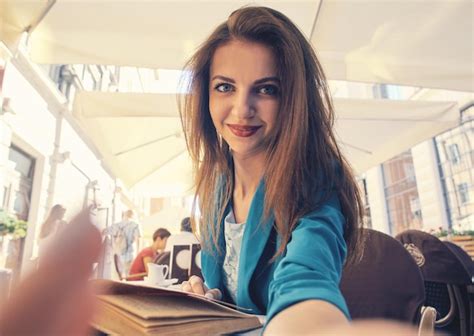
[209,39,280,160]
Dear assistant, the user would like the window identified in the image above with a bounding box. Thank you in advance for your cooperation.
[373,84,389,99]
[1,186,8,208]
[372,83,401,100]
[448,143,461,165]
[382,150,423,235]
[458,183,470,204]
[8,145,35,220]
[410,196,422,220]
[435,108,473,230]
[8,146,35,178]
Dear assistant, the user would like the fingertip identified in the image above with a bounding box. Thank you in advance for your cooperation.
[208,289,222,300]
[189,275,202,284]
[181,283,191,293]
[40,211,103,275]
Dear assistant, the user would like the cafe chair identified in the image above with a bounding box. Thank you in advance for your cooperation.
[340,228,435,335]
[396,230,473,336]
[444,240,474,335]
[113,254,146,281]
[418,306,437,336]
[443,241,474,279]
[154,251,171,268]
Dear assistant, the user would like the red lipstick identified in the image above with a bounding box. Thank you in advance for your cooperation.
[227,124,262,137]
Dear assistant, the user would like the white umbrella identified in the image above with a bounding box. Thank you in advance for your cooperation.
[72,90,189,197]
[311,0,473,92]
[0,0,52,51]
[333,98,459,172]
[8,0,470,91]
[26,0,318,68]
[73,90,460,196]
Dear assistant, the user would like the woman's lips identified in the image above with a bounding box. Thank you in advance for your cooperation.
[227,124,262,137]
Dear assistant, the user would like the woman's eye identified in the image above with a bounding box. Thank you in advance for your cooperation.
[258,85,279,96]
[215,83,233,93]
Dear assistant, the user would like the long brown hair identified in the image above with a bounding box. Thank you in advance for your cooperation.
[180,6,363,264]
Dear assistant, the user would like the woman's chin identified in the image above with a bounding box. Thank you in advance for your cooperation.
[229,146,266,161]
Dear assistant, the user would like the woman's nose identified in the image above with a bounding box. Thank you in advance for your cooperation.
[231,91,255,119]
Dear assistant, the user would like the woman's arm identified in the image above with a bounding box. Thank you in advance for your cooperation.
[264,300,348,335]
[264,299,418,336]
[265,193,350,326]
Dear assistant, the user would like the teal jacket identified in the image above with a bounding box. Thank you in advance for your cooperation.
[201,181,350,324]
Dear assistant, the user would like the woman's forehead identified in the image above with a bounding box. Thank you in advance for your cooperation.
[210,40,277,80]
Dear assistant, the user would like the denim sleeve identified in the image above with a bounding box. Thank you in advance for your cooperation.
[266,195,350,325]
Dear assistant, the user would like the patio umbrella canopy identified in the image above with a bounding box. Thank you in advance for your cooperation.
[7,0,470,91]
[0,0,51,50]
[311,0,474,92]
[26,1,318,69]
[73,91,191,197]
[73,91,459,196]
[333,99,459,173]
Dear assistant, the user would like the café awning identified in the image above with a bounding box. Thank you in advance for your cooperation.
[0,0,52,51]
[73,90,459,196]
[12,0,471,91]
[333,98,459,172]
[26,1,318,69]
[311,1,473,92]
[73,91,190,196]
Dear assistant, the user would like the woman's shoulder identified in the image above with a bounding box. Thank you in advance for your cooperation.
[298,189,345,233]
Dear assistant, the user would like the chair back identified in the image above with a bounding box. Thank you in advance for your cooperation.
[396,230,471,285]
[443,241,474,279]
[340,228,425,322]
[154,251,171,268]
[396,230,472,336]
[444,241,474,336]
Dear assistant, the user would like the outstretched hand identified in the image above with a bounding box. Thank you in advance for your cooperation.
[0,209,102,335]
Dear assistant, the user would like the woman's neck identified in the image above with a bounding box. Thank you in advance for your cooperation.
[232,152,266,201]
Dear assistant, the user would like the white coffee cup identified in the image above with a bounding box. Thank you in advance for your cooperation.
[147,263,169,285]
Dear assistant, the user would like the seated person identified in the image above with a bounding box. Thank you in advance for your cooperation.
[129,228,170,280]
[164,217,199,252]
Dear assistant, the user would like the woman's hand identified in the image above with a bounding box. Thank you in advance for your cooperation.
[0,209,102,335]
[181,275,222,300]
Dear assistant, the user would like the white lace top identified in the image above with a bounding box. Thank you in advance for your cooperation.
[222,209,246,303]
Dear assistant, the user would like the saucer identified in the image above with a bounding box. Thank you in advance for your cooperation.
[142,277,179,287]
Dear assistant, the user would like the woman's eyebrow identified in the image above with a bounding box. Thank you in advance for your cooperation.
[254,76,280,85]
[211,75,235,83]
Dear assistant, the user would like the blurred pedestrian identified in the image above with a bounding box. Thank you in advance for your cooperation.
[38,204,67,263]
[103,209,141,275]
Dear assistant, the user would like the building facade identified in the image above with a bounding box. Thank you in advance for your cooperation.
[359,84,473,236]
[0,53,137,281]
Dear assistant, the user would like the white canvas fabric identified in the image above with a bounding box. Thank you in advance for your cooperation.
[73,90,459,196]
[3,1,471,91]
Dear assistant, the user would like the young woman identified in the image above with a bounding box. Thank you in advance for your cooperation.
[179,6,363,333]
[0,7,417,335]
[38,204,67,262]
